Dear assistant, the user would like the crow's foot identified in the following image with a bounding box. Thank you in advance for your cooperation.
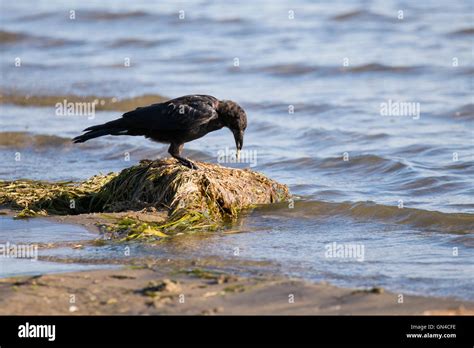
[176,157,199,170]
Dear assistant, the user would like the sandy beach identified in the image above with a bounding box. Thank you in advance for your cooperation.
[1,208,472,315]
[1,257,472,316]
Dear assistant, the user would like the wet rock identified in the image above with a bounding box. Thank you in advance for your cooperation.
[139,279,182,297]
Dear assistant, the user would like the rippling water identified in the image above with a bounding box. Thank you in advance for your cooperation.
[0,0,473,300]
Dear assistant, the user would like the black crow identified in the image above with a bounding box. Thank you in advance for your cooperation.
[73,95,247,169]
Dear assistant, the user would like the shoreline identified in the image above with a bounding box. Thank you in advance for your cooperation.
[1,256,472,315]
[1,208,473,315]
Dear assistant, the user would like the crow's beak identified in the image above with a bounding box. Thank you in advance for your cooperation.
[233,130,243,160]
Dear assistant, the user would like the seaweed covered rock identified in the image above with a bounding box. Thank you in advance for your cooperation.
[0,159,290,237]
[0,173,116,216]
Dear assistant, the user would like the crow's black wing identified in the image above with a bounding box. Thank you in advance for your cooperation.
[122,95,219,131]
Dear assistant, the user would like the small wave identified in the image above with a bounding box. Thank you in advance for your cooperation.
[331,10,395,23]
[443,161,474,172]
[82,10,149,21]
[300,128,389,145]
[257,201,474,234]
[107,38,164,48]
[460,67,474,76]
[320,154,408,175]
[399,176,446,190]
[256,62,421,77]
[0,30,27,44]
[430,104,474,121]
[448,28,474,36]
[216,17,245,24]
[347,202,474,234]
[406,180,469,196]
[245,101,335,115]
[259,63,319,76]
[0,91,168,112]
[171,15,250,26]
[18,12,57,21]
[450,104,474,120]
[0,132,71,148]
[265,154,406,175]
[396,144,434,156]
[0,30,77,47]
[265,157,320,170]
[189,56,228,64]
[252,121,282,133]
[343,63,419,74]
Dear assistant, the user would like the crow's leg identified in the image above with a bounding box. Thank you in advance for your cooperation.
[168,143,199,169]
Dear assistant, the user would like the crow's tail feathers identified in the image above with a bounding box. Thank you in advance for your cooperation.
[72,119,127,143]
[72,129,117,143]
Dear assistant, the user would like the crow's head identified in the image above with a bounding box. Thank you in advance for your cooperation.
[218,100,247,158]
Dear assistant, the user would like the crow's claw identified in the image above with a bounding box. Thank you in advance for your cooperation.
[177,158,199,170]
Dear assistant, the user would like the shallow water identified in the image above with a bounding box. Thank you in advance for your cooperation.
[0,216,116,277]
[0,1,473,300]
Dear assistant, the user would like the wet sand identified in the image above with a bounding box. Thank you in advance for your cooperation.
[1,208,473,315]
[0,256,472,315]
[0,92,168,112]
